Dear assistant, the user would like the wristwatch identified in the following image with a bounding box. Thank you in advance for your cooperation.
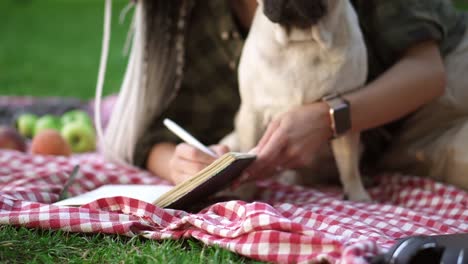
[322,93,351,138]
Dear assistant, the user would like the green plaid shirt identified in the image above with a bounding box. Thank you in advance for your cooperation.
[352,0,467,81]
[134,0,467,168]
[134,1,244,167]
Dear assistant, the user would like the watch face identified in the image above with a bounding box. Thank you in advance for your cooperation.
[330,100,351,136]
[323,95,351,137]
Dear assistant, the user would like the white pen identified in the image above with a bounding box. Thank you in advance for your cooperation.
[163,118,218,158]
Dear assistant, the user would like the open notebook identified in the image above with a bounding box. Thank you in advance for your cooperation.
[54,152,256,210]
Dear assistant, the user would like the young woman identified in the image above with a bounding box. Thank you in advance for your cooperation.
[101,0,468,191]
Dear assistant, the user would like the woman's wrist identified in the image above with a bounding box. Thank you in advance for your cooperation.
[312,101,334,141]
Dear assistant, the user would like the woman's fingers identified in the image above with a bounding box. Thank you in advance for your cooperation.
[169,143,221,184]
[169,154,213,185]
[257,119,281,152]
[175,143,217,164]
[210,144,230,156]
[278,142,311,169]
[239,163,276,183]
[246,121,288,180]
[171,173,193,185]
[245,151,284,182]
[172,156,210,174]
[258,124,288,164]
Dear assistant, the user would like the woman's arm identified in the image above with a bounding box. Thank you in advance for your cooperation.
[148,40,446,183]
[249,40,446,177]
[345,40,446,132]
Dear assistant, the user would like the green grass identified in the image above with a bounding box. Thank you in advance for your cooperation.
[1,0,466,100]
[0,225,257,263]
[0,0,128,99]
[0,1,466,263]
[455,1,468,9]
[0,1,262,263]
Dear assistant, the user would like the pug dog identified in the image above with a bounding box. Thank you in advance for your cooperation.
[221,0,370,201]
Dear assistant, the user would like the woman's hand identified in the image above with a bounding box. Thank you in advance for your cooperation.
[246,102,332,180]
[146,142,229,185]
[169,143,229,184]
[245,41,445,182]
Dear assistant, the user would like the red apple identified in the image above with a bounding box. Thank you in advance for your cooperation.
[31,129,71,156]
[0,126,27,152]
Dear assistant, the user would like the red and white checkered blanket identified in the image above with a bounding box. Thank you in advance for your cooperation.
[0,150,467,264]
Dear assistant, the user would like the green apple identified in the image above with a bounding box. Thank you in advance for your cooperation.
[61,122,96,153]
[34,115,62,135]
[16,113,38,138]
[61,110,93,127]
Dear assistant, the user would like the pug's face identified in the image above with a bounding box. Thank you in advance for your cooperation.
[258,0,328,28]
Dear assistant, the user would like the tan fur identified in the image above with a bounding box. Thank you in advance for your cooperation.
[221,0,371,201]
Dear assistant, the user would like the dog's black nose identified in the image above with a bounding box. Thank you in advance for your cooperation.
[263,0,328,28]
[263,0,287,23]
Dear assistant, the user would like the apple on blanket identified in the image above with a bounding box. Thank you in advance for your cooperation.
[0,111,96,156]
[27,109,96,155]
[0,126,27,153]
[0,94,119,156]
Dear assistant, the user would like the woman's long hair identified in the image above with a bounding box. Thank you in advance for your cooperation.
[95,0,192,164]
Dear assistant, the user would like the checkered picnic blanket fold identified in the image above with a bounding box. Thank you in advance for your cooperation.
[0,150,467,264]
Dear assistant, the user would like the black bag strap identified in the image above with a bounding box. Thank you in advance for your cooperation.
[371,233,468,264]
